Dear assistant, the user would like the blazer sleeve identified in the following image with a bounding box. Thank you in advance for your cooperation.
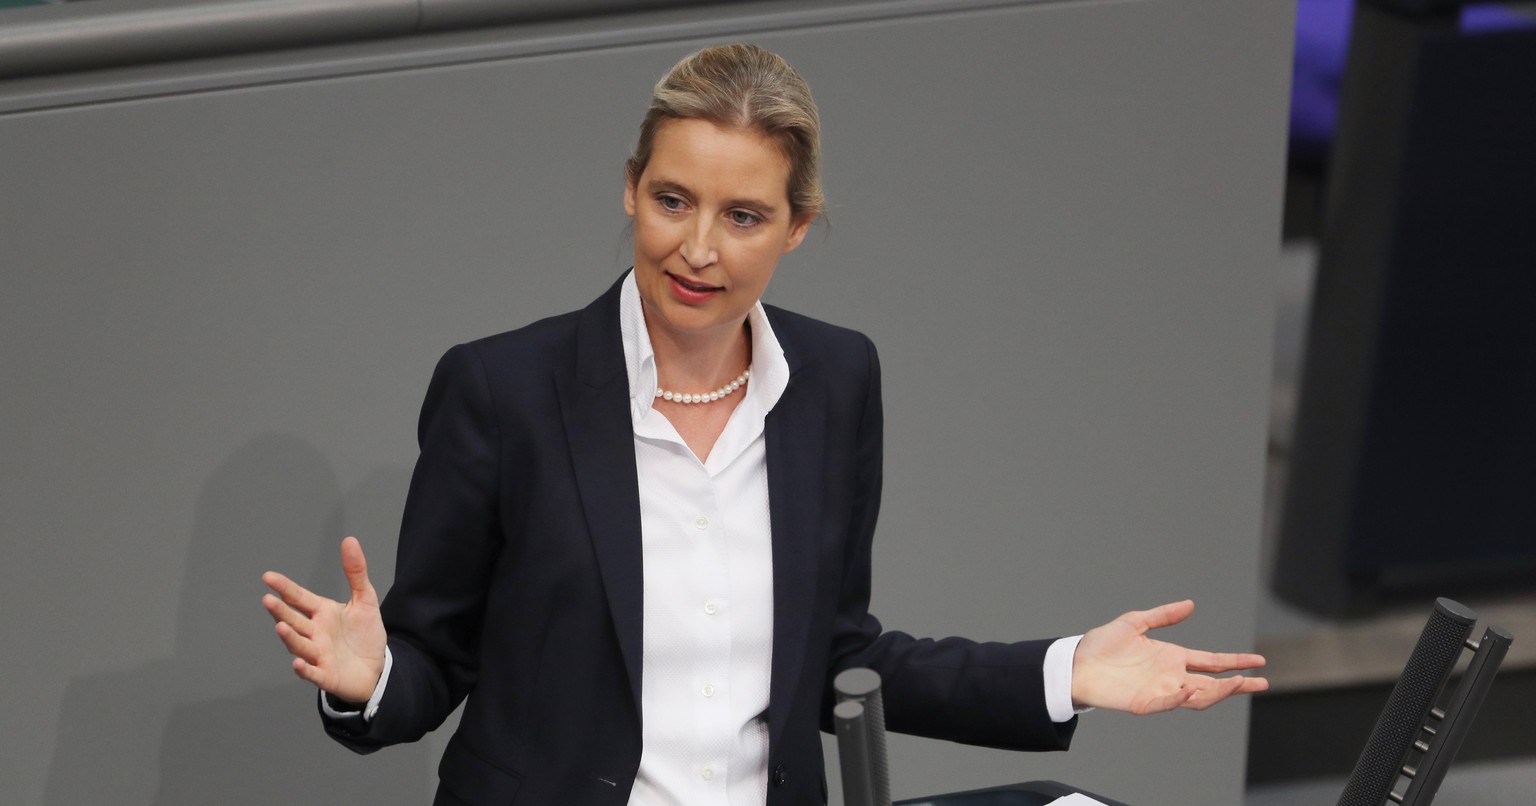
[823,336,1077,752]
[323,343,503,752]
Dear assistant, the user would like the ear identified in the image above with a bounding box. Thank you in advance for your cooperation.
[623,181,637,218]
[781,214,813,254]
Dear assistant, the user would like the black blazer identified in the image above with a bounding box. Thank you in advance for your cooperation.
[322,275,1075,805]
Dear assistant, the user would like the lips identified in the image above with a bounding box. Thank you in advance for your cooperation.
[668,273,722,292]
[666,272,724,303]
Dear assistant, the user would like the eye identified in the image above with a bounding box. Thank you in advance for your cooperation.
[656,193,687,213]
[729,209,765,229]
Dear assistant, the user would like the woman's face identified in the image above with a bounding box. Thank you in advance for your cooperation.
[625,117,810,346]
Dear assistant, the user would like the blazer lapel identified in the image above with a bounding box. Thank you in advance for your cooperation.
[557,278,645,709]
[763,311,828,750]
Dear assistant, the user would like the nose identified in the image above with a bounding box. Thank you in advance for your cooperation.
[679,219,719,270]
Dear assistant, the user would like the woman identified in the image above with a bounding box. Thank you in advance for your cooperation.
[261,43,1266,805]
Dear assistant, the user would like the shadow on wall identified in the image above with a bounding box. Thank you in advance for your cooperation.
[42,434,430,805]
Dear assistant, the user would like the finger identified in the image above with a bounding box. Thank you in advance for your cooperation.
[1235,676,1270,695]
[275,621,321,665]
[292,657,327,688]
[1196,675,1248,710]
[262,593,315,637]
[339,537,375,603]
[1183,675,1262,711]
[262,570,326,616]
[1183,650,1267,673]
[1121,599,1195,633]
[1138,685,1197,715]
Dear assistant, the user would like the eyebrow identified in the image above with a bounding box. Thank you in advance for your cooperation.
[645,178,780,216]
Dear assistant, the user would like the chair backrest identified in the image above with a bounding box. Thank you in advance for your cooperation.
[1274,0,1536,617]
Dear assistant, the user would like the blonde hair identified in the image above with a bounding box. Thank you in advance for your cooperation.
[625,43,825,221]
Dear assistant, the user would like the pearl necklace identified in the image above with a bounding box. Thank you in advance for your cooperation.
[655,368,751,405]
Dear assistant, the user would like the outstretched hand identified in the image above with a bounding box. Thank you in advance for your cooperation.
[261,536,388,704]
[1070,599,1267,714]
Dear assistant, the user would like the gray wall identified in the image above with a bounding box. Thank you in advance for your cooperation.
[0,1,1293,803]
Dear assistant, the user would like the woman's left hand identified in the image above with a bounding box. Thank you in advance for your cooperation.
[1070,599,1268,714]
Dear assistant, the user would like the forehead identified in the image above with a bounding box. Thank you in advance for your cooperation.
[642,118,792,205]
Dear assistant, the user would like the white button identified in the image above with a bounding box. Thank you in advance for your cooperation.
[694,515,710,530]
[701,683,716,698]
[704,601,719,615]
[701,767,714,781]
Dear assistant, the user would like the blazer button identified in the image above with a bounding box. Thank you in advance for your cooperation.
[772,764,787,786]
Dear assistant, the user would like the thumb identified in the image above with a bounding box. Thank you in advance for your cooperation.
[340,536,375,603]
[1122,599,1195,635]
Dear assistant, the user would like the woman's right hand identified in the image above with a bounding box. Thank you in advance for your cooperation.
[262,536,388,704]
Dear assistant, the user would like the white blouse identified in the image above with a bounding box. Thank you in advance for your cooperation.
[620,272,782,804]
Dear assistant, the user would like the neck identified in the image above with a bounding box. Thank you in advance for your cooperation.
[646,317,752,390]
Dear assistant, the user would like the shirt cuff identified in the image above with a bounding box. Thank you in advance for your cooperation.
[1043,635,1091,723]
[318,646,393,722]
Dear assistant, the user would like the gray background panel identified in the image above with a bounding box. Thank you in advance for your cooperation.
[0,1,1292,803]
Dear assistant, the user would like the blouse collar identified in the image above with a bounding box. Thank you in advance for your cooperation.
[619,269,789,423]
